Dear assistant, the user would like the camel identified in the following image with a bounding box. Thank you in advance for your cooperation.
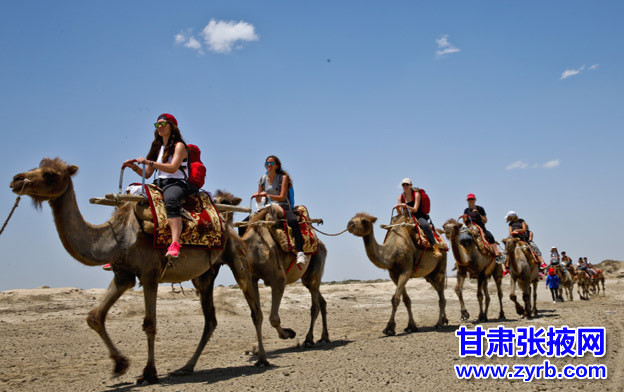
[576,269,591,300]
[215,192,330,347]
[442,219,505,322]
[553,264,574,301]
[9,158,269,384]
[501,237,539,319]
[588,270,605,295]
[347,213,447,335]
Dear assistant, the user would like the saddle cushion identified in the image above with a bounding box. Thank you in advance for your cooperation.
[141,184,225,249]
[271,205,319,255]
[407,216,449,251]
[465,223,497,257]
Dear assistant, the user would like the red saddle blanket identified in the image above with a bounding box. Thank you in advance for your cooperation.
[276,205,319,255]
[465,223,497,257]
[144,184,225,249]
[407,215,449,251]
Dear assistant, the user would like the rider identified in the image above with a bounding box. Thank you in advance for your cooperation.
[584,257,597,277]
[395,178,441,257]
[462,193,504,263]
[505,211,546,276]
[561,251,572,267]
[253,155,307,265]
[123,113,190,258]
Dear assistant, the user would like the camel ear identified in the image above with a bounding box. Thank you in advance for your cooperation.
[371,216,378,223]
[67,165,78,176]
[232,197,242,206]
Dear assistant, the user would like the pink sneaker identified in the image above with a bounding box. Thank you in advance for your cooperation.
[502,269,510,277]
[165,241,181,258]
[102,264,112,271]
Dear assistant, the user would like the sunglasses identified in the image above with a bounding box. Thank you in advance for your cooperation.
[401,183,411,187]
[467,198,476,201]
[265,161,276,167]
[154,121,168,128]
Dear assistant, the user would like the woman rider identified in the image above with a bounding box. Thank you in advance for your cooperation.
[252,155,307,265]
[462,193,504,263]
[123,113,190,258]
[395,178,442,257]
[506,211,546,275]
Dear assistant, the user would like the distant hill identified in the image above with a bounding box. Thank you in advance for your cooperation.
[596,259,623,278]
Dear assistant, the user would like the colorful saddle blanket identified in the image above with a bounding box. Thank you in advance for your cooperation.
[465,223,497,257]
[274,205,319,255]
[518,242,541,265]
[407,216,449,251]
[143,184,225,249]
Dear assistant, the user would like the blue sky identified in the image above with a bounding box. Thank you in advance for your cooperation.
[1,1,622,290]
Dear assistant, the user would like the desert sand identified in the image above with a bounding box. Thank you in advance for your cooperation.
[0,261,622,392]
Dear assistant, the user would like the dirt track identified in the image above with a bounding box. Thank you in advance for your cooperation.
[0,273,623,392]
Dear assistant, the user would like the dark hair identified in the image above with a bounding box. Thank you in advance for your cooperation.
[265,155,292,186]
[146,122,187,163]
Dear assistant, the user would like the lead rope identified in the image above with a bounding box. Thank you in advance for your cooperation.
[0,181,28,237]
[313,227,349,237]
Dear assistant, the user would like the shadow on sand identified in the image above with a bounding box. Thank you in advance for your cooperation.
[103,339,353,391]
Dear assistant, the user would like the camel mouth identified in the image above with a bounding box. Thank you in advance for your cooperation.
[347,221,356,233]
[9,176,30,194]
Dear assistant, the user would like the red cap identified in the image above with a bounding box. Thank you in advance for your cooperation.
[548,268,555,275]
[157,113,178,126]
[466,193,476,200]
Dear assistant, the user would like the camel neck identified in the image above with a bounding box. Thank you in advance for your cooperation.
[49,182,124,266]
[362,230,391,270]
[448,233,470,267]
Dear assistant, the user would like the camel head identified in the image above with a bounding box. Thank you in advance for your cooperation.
[347,212,377,237]
[10,157,78,208]
[213,189,242,225]
[501,236,519,252]
[442,218,462,239]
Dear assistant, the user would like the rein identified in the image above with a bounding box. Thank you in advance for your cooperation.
[0,181,28,237]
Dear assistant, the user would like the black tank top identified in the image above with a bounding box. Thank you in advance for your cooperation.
[509,219,528,241]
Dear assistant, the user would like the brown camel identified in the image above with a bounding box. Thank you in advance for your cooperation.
[589,270,606,295]
[501,237,539,319]
[553,264,574,301]
[347,213,448,335]
[442,219,505,322]
[576,269,591,300]
[9,158,269,384]
[214,192,330,347]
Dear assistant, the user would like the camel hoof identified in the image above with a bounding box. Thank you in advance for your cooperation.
[112,356,130,377]
[317,336,331,344]
[254,358,271,368]
[382,327,396,336]
[303,339,315,348]
[136,367,159,385]
[498,313,506,321]
[460,311,470,321]
[404,326,418,333]
[477,316,488,322]
[279,328,296,340]
[170,366,194,377]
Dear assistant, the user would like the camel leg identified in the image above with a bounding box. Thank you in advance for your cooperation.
[509,277,524,316]
[427,268,448,328]
[383,271,410,336]
[268,273,296,340]
[493,272,506,320]
[136,274,160,385]
[301,251,330,346]
[86,274,135,378]
[225,245,269,367]
[477,274,490,322]
[401,288,418,333]
[455,272,470,321]
[172,264,221,376]
[531,281,538,317]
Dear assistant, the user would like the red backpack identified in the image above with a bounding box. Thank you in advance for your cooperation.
[186,144,206,190]
[401,187,431,215]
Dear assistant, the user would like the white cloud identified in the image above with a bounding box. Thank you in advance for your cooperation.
[560,65,585,79]
[543,159,560,169]
[174,33,186,44]
[201,19,258,54]
[506,161,529,170]
[185,36,202,50]
[589,64,599,70]
[436,34,460,57]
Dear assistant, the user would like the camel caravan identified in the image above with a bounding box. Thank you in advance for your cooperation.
[6,113,608,384]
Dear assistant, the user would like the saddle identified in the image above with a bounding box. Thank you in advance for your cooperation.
[464,223,497,257]
[250,204,319,255]
[389,215,448,251]
[133,184,225,249]
[518,242,541,265]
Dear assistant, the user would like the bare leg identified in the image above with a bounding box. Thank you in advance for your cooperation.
[172,264,221,376]
[86,275,135,377]
[168,217,182,243]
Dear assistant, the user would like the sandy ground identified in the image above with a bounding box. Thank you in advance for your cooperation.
[1,267,623,392]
